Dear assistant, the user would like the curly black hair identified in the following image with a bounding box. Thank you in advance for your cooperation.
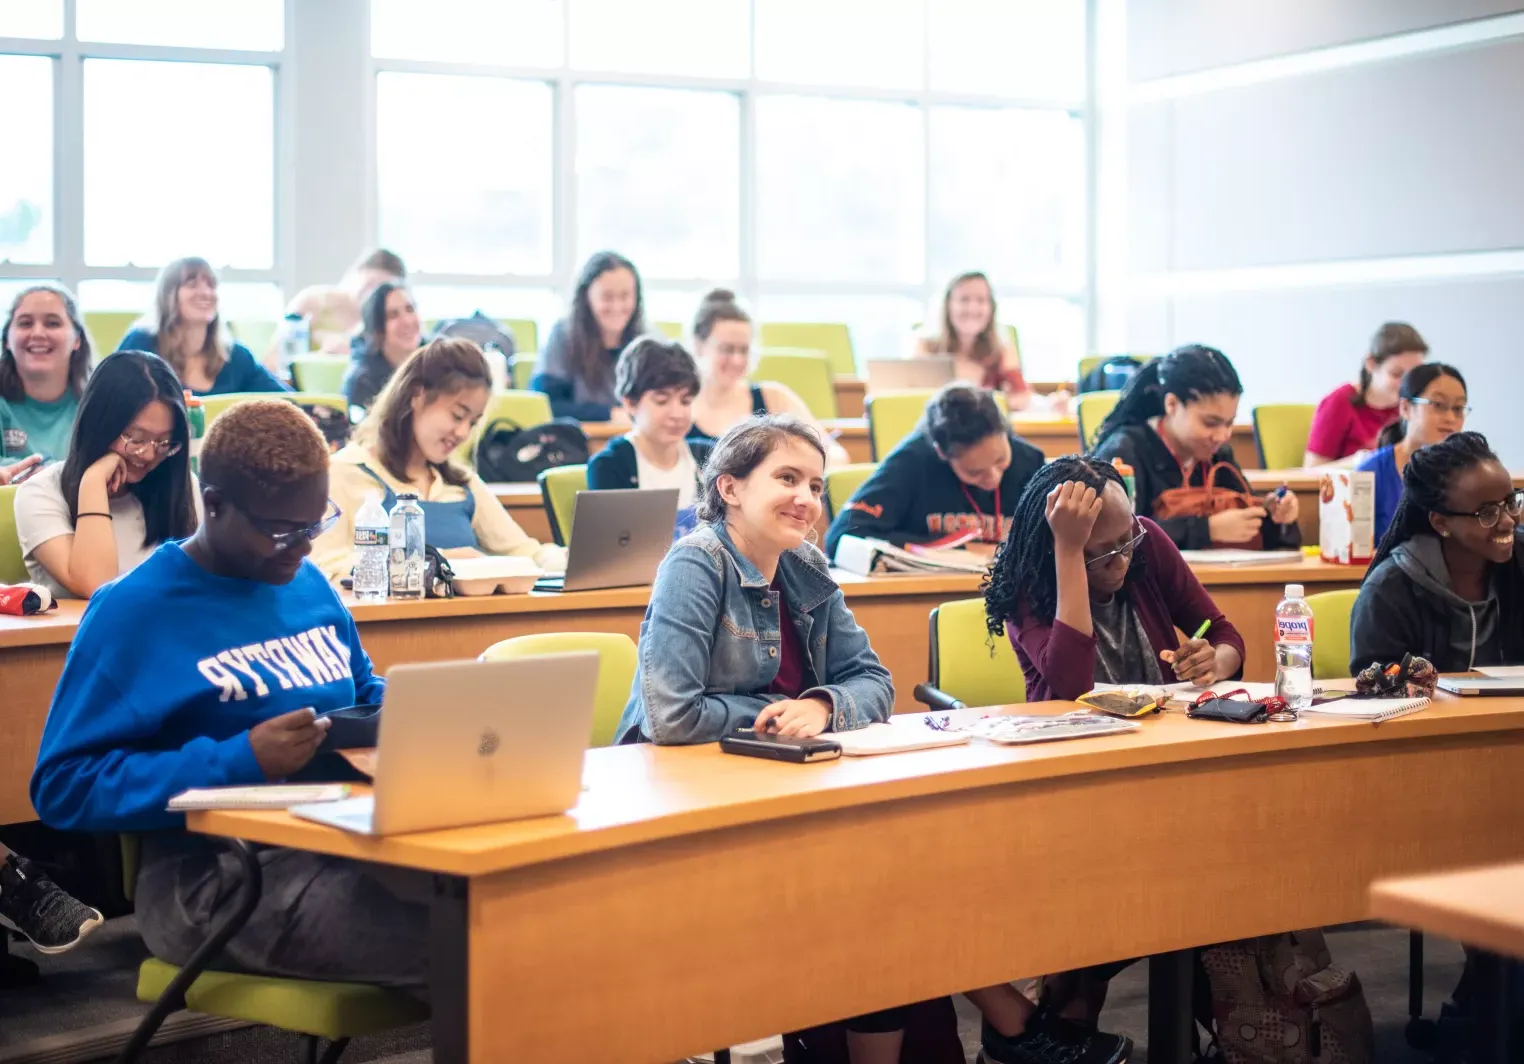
[983,454,1132,638]
[1090,344,1241,450]
[1366,430,1498,578]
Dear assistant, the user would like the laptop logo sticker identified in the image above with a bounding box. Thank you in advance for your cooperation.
[478,730,500,757]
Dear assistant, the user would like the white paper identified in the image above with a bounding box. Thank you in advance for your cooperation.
[1476,666,1524,678]
[832,716,971,756]
[1179,549,1303,567]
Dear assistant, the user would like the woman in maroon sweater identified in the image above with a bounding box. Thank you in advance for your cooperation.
[985,454,1247,704]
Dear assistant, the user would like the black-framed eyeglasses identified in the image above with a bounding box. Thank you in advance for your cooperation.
[1437,489,1524,529]
[1085,518,1147,569]
[217,494,343,551]
[1407,396,1473,418]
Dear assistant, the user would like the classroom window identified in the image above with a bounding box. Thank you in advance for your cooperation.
[1000,296,1086,382]
[82,60,275,269]
[76,279,284,321]
[927,106,1086,290]
[0,0,63,38]
[755,96,924,285]
[370,0,564,68]
[406,285,561,337]
[76,0,284,51]
[753,0,923,90]
[569,0,749,78]
[0,56,54,266]
[927,0,1086,102]
[376,73,554,276]
[756,293,922,367]
[575,86,740,280]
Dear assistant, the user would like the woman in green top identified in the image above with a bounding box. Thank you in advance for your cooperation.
[1,283,92,463]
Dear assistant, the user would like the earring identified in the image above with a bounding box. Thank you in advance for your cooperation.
[1441,530,1450,538]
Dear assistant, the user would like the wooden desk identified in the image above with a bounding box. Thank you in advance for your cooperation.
[1372,861,1524,961]
[190,696,1524,1063]
[834,377,865,418]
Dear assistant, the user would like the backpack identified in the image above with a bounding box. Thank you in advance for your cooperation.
[293,401,352,452]
[1078,355,1144,393]
[474,418,589,483]
[429,311,518,357]
[1197,929,1374,1064]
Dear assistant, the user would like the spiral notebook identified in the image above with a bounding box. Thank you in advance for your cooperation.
[1299,697,1430,722]
[167,784,353,811]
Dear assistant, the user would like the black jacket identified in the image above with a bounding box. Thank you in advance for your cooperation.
[1350,537,1524,675]
[1091,423,1301,552]
[586,435,715,492]
[341,338,395,414]
[823,429,1045,559]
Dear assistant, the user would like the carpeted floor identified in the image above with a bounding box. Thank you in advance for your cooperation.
[0,919,1464,1063]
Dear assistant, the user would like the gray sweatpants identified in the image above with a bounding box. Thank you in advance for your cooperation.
[135,833,430,991]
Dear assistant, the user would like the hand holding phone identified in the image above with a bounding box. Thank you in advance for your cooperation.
[720,729,841,763]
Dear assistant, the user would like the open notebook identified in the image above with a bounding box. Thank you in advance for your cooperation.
[1301,697,1430,722]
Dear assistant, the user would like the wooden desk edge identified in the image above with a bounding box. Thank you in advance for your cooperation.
[1370,864,1524,959]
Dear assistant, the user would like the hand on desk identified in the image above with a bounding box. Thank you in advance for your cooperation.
[250,707,330,779]
[1208,507,1267,544]
[753,697,832,738]
[1160,639,1243,686]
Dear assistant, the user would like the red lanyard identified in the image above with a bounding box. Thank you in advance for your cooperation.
[958,482,1001,543]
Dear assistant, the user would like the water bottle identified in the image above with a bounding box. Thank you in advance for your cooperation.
[1273,582,1315,716]
[352,492,390,602]
[184,392,205,478]
[280,313,310,382]
[388,493,426,600]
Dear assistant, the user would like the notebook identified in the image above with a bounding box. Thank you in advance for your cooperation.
[1300,697,1430,722]
[167,784,353,811]
[1178,549,1303,567]
[831,716,970,756]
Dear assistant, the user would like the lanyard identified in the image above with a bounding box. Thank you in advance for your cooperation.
[958,482,1002,543]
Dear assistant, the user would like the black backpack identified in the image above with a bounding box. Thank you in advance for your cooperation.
[474,418,589,482]
[428,311,517,356]
[293,401,352,452]
[1078,355,1145,394]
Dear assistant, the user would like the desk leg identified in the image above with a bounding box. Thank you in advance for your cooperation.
[1471,949,1511,1064]
[432,875,469,1064]
[1147,951,1195,1064]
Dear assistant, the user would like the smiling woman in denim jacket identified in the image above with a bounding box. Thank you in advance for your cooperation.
[614,414,893,746]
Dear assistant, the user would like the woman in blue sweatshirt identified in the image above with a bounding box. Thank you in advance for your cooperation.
[31,400,426,988]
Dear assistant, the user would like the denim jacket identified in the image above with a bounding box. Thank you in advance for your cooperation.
[615,521,895,745]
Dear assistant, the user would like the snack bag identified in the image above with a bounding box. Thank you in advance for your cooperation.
[1319,470,1375,564]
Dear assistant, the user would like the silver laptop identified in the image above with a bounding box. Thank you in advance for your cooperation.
[865,357,955,393]
[290,654,597,836]
[534,488,678,592]
[1436,676,1524,697]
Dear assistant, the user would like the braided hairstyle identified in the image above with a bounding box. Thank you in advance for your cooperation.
[1090,344,1242,450]
[984,454,1130,637]
[1366,430,1497,578]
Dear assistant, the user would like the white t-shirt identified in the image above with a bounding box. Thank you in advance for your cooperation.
[13,462,190,600]
[633,440,698,509]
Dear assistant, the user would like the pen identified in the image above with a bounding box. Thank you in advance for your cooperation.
[1190,619,1211,641]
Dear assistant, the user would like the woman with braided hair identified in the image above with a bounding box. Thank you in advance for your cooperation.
[1350,430,1524,676]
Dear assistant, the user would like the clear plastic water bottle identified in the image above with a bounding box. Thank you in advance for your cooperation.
[280,313,310,382]
[1273,582,1315,716]
[184,392,205,478]
[388,493,426,600]
[352,492,390,602]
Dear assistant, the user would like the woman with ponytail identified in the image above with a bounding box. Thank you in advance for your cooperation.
[1089,345,1300,551]
[1350,431,1524,675]
[1305,322,1428,466]
[1355,363,1468,543]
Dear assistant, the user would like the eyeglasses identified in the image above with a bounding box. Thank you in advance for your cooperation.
[1407,397,1473,418]
[1085,519,1147,569]
[119,433,183,458]
[233,498,343,551]
[1437,489,1524,529]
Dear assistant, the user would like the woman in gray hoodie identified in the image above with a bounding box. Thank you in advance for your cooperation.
[1350,431,1524,675]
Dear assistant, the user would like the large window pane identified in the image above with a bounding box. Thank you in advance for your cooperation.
[84,60,274,268]
[371,0,563,67]
[928,0,1085,101]
[1000,296,1085,382]
[0,57,52,265]
[576,86,739,280]
[928,107,1085,289]
[77,0,284,50]
[377,73,554,275]
[0,0,63,38]
[757,294,921,368]
[77,279,282,323]
[755,0,922,89]
[407,285,561,343]
[756,96,923,285]
[570,0,748,77]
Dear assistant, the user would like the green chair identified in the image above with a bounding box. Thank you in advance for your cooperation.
[479,631,636,748]
[914,599,1025,710]
[500,317,539,353]
[118,836,427,1064]
[457,390,554,464]
[202,392,348,428]
[824,463,876,522]
[84,310,140,355]
[1077,353,1157,382]
[1002,324,1022,366]
[1076,390,1122,451]
[759,322,856,378]
[0,485,27,585]
[654,320,684,340]
[1305,589,1359,680]
[752,350,838,420]
[866,389,1008,461]
[510,353,537,390]
[230,320,279,358]
[291,356,349,395]
[1253,404,1317,470]
[537,464,587,547]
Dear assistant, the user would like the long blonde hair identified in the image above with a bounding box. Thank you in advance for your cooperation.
[143,257,230,381]
[934,271,1002,377]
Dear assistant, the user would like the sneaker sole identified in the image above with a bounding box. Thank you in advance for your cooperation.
[0,908,105,955]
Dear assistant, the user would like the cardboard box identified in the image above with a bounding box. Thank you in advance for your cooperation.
[1319,470,1375,564]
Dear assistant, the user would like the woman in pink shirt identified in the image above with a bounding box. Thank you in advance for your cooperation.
[1304,322,1427,466]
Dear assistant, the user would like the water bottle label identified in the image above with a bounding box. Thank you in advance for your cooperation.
[1275,616,1313,643]
[354,527,388,548]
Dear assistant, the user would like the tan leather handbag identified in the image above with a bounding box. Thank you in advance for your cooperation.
[1152,461,1265,549]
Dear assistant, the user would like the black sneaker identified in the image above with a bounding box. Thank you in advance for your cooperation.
[0,852,104,955]
[978,1014,1132,1064]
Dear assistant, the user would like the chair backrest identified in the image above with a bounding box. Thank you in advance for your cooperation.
[1076,390,1122,451]
[824,462,877,521]
[510,353,537,390]
[537,464,587,547]
[229,320,278,357]
[0,484,27,585]
[202,392,349,432]
[83,311,139,355]
[1305,588,1359,680]
[759,322,856,378]
[455,389,556,463]
[752,351,838,420]
[291,355,348,394]
[866,389,1008,460]
[1253,404,1317,470]
[479,631,636,748]
[654,320,684,340]
[930,599,1025,707]
[500,317,539,353]
[1077,353,1157,382]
